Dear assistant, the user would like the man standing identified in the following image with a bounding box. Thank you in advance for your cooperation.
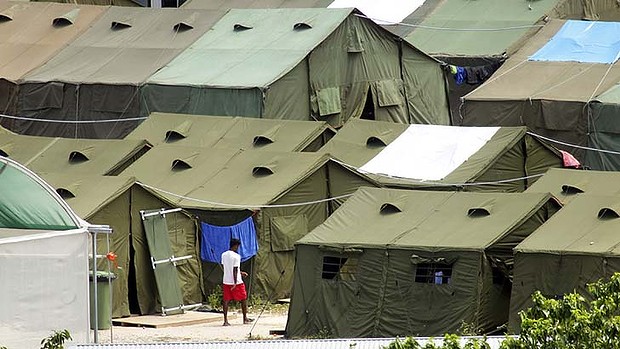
[221,238,253,326]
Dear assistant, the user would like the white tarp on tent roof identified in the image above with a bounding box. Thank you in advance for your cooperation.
[359,124,499,180]
[328,0,425,24]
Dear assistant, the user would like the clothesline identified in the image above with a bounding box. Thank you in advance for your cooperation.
[527,131,620,156]
[138,171,546,210]
[354,13,545,32]
[0,113,147,124]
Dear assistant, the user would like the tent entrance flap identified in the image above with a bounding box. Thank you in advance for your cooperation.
[141,208,199,315]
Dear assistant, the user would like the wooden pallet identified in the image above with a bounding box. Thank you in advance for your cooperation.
[112,311,236,328]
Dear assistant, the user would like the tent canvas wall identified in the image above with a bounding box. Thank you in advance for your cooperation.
[125,112,334,151]
[525,168,620,204]
[286,187,559,338]
[0,2,105,118]
[182,0,333,9]
[320,119,565,192]
[461,20,620,167]
[142,8,450,127]
[120,146,379,297]
[511,195,620,331]
[587,83,620,170]
[0,157,89,348]
[0,133,152,176]
[17,7,225,139]
[41,173,203,318]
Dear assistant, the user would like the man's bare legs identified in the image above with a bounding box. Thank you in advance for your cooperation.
[241,299,253,324]
[223,300,231,326]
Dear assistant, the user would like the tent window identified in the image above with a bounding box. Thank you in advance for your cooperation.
[316,87,341,116]
[69,151,89,163]
[561,184,584,195]
[415,263,452,284]
[322,256,358,281]
[0,149,8,157]
[347,26,363,53]
[56,188,75,200]
[165,130,186,142]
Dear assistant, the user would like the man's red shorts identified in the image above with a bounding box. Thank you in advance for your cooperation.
[222,283,247,302]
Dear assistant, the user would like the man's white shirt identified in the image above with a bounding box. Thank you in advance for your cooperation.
[221,250,243,285]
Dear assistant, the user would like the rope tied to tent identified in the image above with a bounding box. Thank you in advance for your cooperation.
[0,112,147,124]
[527,131,620,156]
[353,13,545,32]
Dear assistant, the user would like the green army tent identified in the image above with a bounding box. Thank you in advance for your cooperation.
[0,133,151,176]
[525,168,620,204]
[141,8,450,127]
[120,145,379,298]
[0,2,105,119]
[401,0,620,124]
[17,7,225,139]
[286,187,560,338]
[0,124,13,135]
[0,157,90,348]
[461,20,620,167]
[320,119,565,192]
[125,112,334,151]
[511,195,620,331]
[40,173,202,318]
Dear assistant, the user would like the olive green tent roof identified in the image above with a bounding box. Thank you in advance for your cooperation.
[298,187,554,250]
[23,7,225,85]
[402,0,620,57]
[464,20,620,104]
[516,195,620,255]
[125,112,333,150]
[0,133,151,176]
[0,2,106,82]
[39,173,137,219]
[147,8,353,88]
[182,0,332,10]
[320,119,562,188]
[525,168,620,204]
[0,157,79,230]
[121,145,371,209]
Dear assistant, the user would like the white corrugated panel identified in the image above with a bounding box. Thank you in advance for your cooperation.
[70,336,510,349]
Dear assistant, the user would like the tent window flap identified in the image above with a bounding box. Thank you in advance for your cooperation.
[373,80,403,107]
[270,214,308,252]
[316,87,342,116]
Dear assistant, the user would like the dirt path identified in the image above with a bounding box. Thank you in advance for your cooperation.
[97,311,288,343]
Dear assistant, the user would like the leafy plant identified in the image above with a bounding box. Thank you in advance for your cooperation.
[207,286,223,311]
[40,330,71,349]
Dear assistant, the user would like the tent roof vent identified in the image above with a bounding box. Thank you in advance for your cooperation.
[171,159,192,171]
[173,22,193,32]
[0,149,8,157]
[0,13,13,23]
[366,136,388,148]
[380,203,402,215]
[165,130,187,142]
[561,184,584,195]
[598,207,620,220]
[69,151,89,163]
[111,21,132,30]
[252,166,274,177]
[293,22,312,30]
[56,188,75,200]
[468,207,491,217]
[253,135,274,147]
[234,23,252,31]
[53,9,79,27]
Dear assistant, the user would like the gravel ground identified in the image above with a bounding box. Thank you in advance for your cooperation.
[98,311,288,344]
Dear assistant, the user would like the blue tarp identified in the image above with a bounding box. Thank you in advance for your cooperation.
[200,217,258,263]
[529,20,620,64]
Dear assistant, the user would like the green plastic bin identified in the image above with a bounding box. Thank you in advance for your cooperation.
[89,271,116,330]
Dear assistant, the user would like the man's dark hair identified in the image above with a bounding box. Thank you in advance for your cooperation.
[230,238,241,248]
